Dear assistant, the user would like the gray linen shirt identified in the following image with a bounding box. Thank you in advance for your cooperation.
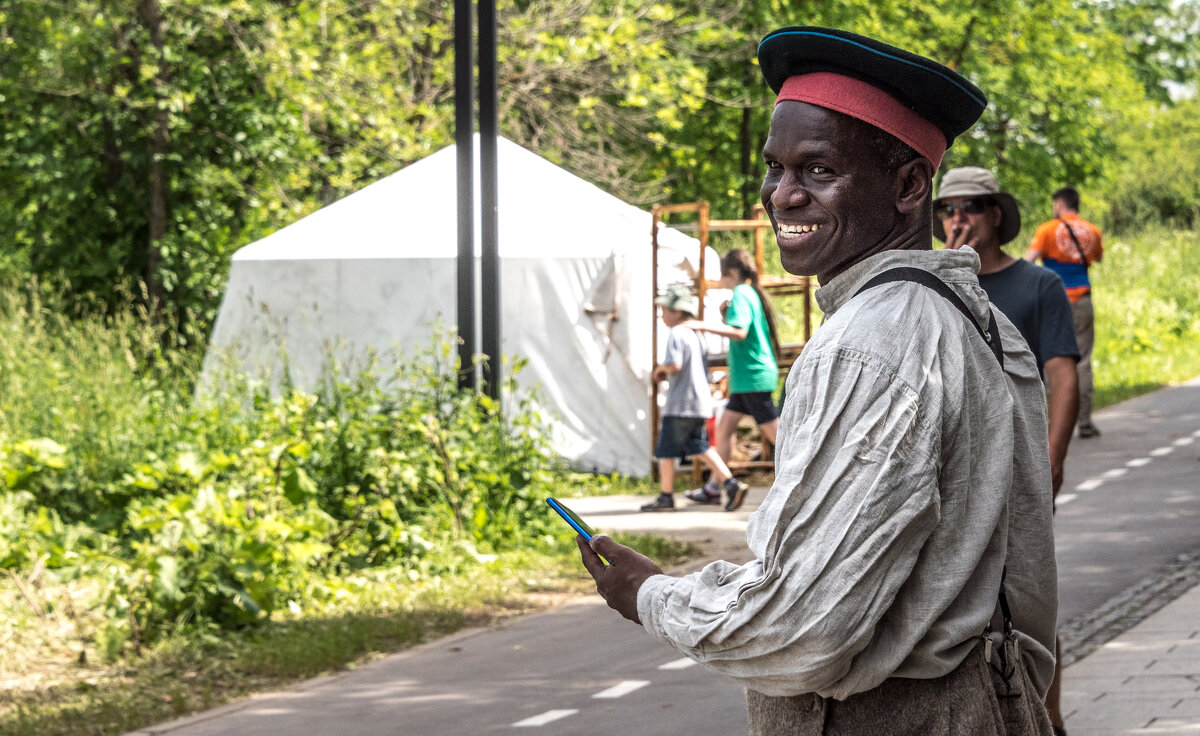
[637,248,1058,701]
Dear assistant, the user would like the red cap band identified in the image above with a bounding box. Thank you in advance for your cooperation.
[776,73,947,167]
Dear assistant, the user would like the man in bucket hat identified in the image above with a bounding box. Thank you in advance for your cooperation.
[576,27,1058,735]
[936,166,1080,736]
[935,166,1079,498]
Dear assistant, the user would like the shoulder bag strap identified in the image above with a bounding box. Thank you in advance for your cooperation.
[1059,218,1090,270]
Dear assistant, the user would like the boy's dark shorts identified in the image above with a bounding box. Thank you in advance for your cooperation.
[725,391,778,425]
[654,416,710,459]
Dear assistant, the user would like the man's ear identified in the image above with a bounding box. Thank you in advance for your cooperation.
[895,157,934,214]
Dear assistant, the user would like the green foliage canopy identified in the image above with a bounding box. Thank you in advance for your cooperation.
[2,0,1200,328]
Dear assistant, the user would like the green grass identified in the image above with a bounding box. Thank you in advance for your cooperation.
[0,535,695,736]
[1088,227,1200,408]
[0,285,700,735]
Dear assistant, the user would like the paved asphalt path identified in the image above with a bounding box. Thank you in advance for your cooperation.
[1053,377,1200,623]
[129,379,1200,736]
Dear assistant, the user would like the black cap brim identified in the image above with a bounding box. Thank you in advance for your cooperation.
[757,27,987,147]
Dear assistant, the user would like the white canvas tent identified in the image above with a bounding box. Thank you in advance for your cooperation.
[203,136,720,477]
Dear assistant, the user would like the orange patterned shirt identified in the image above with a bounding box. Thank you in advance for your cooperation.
[1027,213,1103,303]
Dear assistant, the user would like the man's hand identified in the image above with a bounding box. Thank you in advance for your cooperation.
[1050,456,1064,497]
[945,223,976,250]
[1043,355,1079,499]
[577,535,663,624]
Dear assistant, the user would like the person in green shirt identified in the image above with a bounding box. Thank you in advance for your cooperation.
[682,249,780,511]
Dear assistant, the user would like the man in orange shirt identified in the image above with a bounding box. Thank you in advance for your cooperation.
[1025,187,1104,439]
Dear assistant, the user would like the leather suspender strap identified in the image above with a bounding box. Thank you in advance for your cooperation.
[852,266,1004,369]
[997,566,1014,636]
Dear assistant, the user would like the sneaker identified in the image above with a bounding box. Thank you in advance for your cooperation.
[1052,727,1068,736]
[640,494,676,512]
[1078,423,1101,439]
[684,482,722,505]
[724,478,750,511]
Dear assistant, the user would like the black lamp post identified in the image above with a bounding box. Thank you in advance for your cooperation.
[455,0,500,402]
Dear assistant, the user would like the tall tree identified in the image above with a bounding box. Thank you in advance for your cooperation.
[0,0,312,331]
[1088,0,1200,105]
[3,0,1196,337]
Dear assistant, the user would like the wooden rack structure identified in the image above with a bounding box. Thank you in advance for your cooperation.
[649,201,814,480]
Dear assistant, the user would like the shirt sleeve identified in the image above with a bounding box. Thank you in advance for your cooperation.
[637,346,941,696]
[662,327,684,365]
[1037,272,1080,363]
[1091,224,1104,263]
[1028,222,1051,256]
[723,285,753,330]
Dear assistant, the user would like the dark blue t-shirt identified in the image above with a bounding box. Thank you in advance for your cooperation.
[978,259,1080,372]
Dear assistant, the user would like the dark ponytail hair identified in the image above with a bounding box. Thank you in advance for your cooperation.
[720,249,780,360]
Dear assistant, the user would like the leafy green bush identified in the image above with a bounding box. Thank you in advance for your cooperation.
[1,289,571,656]
[0,285,200,530]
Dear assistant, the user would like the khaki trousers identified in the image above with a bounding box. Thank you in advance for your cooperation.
[746,643,1052,736]
[1072,294,1095,428]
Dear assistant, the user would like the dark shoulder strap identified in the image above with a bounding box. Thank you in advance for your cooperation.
[1058,218,1090,270]
[853,266,1004,369]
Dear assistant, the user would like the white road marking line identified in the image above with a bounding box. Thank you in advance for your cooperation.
[513,710,579,727]
[1056,494,1077,506]
[658,658,696,670]
[593,680,650,699]
[1076,479,1104,492]
[1173,436,1195,447]
[1126,457,1152,468]
[1150,446,1175,457]
[1102,468,1128,479]
[1193,429,1200,438]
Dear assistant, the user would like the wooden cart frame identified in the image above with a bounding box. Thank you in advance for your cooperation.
[649,202,815,480]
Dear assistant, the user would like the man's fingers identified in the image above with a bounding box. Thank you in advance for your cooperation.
[577,535,606,576]
[589,534,624,560]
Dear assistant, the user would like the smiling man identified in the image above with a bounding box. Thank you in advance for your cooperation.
[577,27,1058,735]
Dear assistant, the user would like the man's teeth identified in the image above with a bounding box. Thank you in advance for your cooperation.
[779,224,820,236]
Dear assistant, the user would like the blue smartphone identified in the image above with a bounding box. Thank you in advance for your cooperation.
[545,497,596,540]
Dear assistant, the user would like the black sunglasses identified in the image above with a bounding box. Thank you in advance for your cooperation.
[935,197,994,219]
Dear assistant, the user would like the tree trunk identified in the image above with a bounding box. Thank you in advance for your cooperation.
[739,61,757,217]
[138,0,169,310]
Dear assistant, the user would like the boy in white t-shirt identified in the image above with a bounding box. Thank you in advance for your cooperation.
[643,284,749,512]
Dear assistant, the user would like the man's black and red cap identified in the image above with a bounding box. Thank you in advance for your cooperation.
[757,26,987,166]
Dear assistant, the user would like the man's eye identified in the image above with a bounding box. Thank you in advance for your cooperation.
[765,160,783,171]
[810,165,831,174]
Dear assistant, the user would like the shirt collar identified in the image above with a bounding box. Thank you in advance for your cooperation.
[814,247,982,317]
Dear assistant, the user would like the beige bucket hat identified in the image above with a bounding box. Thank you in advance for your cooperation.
[932,166,1022,245]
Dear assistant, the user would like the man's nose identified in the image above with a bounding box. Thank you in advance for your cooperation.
[769,171,810,209]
